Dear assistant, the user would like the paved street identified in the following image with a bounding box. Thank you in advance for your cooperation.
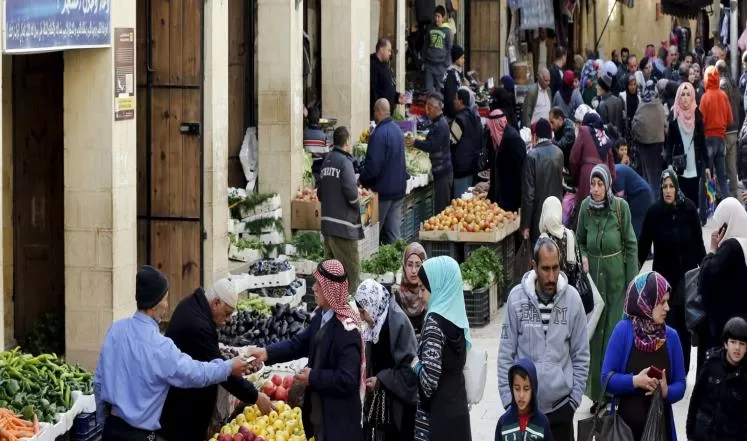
[468,218,717,440]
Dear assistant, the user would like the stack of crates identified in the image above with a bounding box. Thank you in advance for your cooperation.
[400,193,419,243]
[501,234,519,301]
[71,413,101,441]
[464,287,490,327]
[422,241,462,260]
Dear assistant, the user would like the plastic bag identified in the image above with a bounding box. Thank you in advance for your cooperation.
[239,127,259,192]
[585,274,605,341]
[640,387,667,441]
[463,345,488,405]
[514,239,532,282]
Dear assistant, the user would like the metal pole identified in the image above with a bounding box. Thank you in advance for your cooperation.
[595,1,616,55]
[730,1,738,82]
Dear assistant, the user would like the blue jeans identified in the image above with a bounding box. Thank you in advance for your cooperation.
[378,198,404,245]
[706,137,729,198]
[453,175,474,198]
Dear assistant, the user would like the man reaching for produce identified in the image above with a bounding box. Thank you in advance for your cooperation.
[246,259,365,441]
[94,266,249,441]
[159,278,274,441]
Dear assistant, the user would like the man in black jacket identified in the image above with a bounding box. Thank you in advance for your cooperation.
[443,44,467,120]
[159,279,274,441]
[360,99,407,244]
[407,92,453,213]
[549,107,575,169]
[370,38,405,120]
[521,119,564,244]
[319,127,364,293]
[450,88,482,197]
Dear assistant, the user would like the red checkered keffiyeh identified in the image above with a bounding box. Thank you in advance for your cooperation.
[312,259,366,405]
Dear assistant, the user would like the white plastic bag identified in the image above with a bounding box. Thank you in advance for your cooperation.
[240,127,259,192]
[463,345,488,405]
[585,274,605,341]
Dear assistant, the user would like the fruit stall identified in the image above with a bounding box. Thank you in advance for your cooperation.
[419,194,522,326]
[0,350,99,441]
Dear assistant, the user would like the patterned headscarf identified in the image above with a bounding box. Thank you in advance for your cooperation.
[487,109,509,151]
[641,79,658,103]
[355,280,391,344]
[582,112,611,162]
[588,164,614,211]
[660,169,685,207]
[672,82,697,135]
[624,272,670,353]
[313,259,365,404]
[397,242,427,316]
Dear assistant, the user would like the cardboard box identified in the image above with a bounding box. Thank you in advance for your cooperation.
[291,193,379,231]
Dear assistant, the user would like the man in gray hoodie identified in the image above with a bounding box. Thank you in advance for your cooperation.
[499,238,590,441]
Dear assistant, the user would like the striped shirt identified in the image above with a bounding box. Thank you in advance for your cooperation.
[538,300,554,334]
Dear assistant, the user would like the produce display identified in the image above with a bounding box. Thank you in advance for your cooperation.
[359,129,370,144]
[361,241,407,275]
[405,147,432,175]
[218,304,310,347]
[289,233,324,262]
[248,260,293,277]
[422,196,517,232]
[256,374,295,402]
[353,143,367,158]
[0,408,39,441]
[461,247,503,289]
[0,349,93,422]
[249,280,304,299]
[237,298,273,316]
[211,401,307,441]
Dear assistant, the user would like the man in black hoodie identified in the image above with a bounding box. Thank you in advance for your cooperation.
[370,38,405,120]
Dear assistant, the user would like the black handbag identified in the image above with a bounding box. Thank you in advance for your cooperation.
[684,266,705,334]
[671,137,692,176]
[577,372,635,441]
[572,238,594,314]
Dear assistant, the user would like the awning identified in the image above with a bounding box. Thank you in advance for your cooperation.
[660,0,712,18]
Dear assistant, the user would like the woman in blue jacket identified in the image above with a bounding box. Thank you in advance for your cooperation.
[601,271,686,441]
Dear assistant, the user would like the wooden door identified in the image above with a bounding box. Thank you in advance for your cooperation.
[12,53,65,344]
[136,0,203,317]
[468,0,501,82]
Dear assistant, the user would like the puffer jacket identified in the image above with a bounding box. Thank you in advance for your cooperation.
[318,147,364,241]
[450,107,483,178]
[686,347,747,441]
[521,140,565,243]
[414,114,452,178]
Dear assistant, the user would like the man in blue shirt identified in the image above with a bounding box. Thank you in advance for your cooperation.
[95,266,248,441]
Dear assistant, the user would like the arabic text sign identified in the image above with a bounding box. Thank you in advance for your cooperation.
[4,0,111,53]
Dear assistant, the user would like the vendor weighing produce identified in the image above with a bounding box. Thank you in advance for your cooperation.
[159,278,275,441]
[94,266,249,441]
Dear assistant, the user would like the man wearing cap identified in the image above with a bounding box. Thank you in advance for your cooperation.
[159,279,274,441]
[521,119,564,245]
[247,260,365,441]
[443,44,467,120]
[95,266,248,441]
[596,72,625,138]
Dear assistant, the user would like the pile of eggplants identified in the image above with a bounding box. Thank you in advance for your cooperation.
[218,303,309,347]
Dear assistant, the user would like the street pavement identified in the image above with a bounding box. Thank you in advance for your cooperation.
[468,217,717,440]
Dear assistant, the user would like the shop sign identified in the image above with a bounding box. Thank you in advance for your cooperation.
[4,0,111,53]
[114,27,135,121]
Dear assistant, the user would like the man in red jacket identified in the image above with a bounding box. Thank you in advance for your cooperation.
[700,65,733,202]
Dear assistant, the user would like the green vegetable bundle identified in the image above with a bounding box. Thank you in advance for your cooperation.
[460,247,503,289]
[361,241,408,275]
[0,349,93,422]
[236,297,272,317]
[290,232,324,262]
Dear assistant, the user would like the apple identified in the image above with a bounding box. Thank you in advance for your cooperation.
[262,381,276,397]
[282,376,293,389]
[219,434,233,441]
[271,374,283,387]
[275,385,289,401]
[233,433,244,441]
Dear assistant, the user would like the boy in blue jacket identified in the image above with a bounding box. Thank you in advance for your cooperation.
[495,359,554,441]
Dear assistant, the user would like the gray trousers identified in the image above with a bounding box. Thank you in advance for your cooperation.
[424,63,446,92]
[378,197,404,244]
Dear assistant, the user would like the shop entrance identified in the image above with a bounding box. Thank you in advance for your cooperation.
[136,0,205,317]
[12,52,65,344]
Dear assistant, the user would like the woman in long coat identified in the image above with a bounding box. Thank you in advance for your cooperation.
[576,164,639,401]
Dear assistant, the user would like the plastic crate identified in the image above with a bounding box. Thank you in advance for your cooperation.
[422,241,462,260]
[73,429,102,441]
[464,288,490,327]
[502,234,520,301]
[72,413,100,440]
[401,207,418,243]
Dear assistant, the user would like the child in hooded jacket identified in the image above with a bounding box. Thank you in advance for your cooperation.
[495,359,554,441]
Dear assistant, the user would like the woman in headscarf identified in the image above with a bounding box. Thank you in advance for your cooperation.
[553,70,584,119]
[631,79,669,195]
[698,197,747,373]
[490,75,518,129]
[355,279,418,441]
[601,271,687,441]
[576,164,639,402]
[250,259,364,441]
[412,256,471,441]
[619,72,639,138]
[665,81,706,208]
[569,111,617,228]
[539,196,579,280]
[580,59,600,106]
[395,242,428,336]
[638,169,705,376]
[479,108,526,212]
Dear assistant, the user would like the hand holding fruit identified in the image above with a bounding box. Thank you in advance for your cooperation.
[230,358,250,377]
[254,393,275,415]
[294,368,311,386]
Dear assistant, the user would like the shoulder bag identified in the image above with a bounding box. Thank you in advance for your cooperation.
[684,266,705,334]
[577,372,635,441]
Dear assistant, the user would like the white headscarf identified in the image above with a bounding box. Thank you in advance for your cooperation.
[538,196,577,264]
[354,280,391,344]
[713,197,747,267]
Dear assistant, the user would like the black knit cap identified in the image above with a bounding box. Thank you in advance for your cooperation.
[533,118,553,139]
[136,265,170,310]
[451,44,464,62]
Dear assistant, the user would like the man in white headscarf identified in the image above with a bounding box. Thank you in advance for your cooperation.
[160,279,274,441]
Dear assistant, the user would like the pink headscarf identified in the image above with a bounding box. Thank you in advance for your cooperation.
[672,82,697,135]
[487,109,508,150]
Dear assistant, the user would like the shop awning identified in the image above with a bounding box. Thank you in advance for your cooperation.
[660,0,712,18]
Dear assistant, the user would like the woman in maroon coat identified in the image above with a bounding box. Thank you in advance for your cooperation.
[570,111,617,227]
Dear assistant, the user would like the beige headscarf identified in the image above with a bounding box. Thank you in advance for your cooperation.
[539,196,577,264]
[713,197,747,267]
[397,242,427,317]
